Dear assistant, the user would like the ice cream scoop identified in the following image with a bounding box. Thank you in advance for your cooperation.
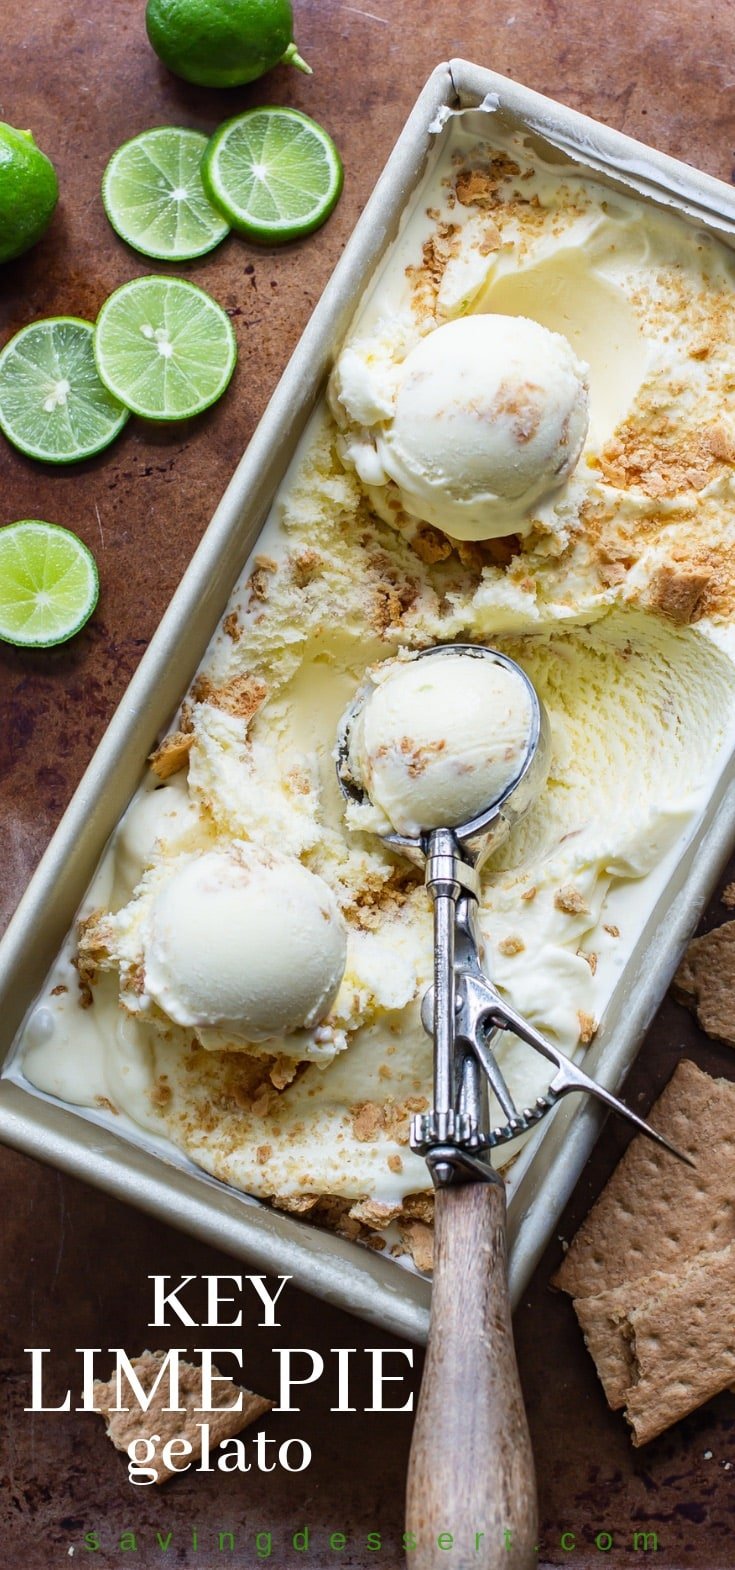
[337,642,691,1157]
[344,649,535,839]
[142,843,347,1041]
[333,313,589,540]
[337,641,691,1570]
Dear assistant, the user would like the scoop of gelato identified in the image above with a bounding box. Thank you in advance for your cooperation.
[331,313,589,540]
[143,844,347,1041]
[345,649,534,838]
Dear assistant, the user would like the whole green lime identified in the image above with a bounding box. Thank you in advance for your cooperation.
[145,0,311,88]
[0,123,59,264]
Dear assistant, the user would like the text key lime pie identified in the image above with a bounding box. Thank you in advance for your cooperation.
[19,117,735,1269]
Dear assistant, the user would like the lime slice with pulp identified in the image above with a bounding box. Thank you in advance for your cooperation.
[0,519,99,647]
[94,276,237,420]
[0,317,129,463]
[102,127,230,261]
[202,107,343,245]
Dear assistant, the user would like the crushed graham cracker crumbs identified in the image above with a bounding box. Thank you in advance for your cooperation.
[454,158,521,208]
[350,1098,417,1146]
[94,1096,118,1114]
[555,887,590,916]
[343,866,420,932]
[191,672,267,722]
[247,556,278,605]
[498,936,525,957]
[289,547,323,587]
[410,525,454,565]
[222,611,242,642]
[405,223,461,320]
[597,421,732,501]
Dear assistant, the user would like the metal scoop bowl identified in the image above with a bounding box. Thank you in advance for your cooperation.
[336,640,692,1570]
[336,641,551,871]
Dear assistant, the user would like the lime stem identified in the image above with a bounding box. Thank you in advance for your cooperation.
[281,40,312,74]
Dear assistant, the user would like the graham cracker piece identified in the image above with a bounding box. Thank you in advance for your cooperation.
[642,562,710,624]
[402,1191,434,1226]
[270,1194,320,1215]
[554,886,589,915]
[148,730,193,780]
[93,1351,272,1484]
[672,921,735,1047]
[575,1249,735,1437]
[573,1268,684,1410]
[623,1244,735,1445]
[191,672,267,722]
[707,422,735,463]
[399,1219,434,1273]
[553,1060,735,1301]
[349,1198,403,1229]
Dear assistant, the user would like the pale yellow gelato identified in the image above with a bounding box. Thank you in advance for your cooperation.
[344,648,534,837]
[331,314,589,540]
[137,844,347,1044]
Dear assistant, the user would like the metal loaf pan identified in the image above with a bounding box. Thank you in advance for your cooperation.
[2,60,735,1345]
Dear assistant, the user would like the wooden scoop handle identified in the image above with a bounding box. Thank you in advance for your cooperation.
[406,1178,538,1570]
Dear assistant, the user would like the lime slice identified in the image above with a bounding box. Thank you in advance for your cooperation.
[94,276,237,421]
[102,127,230,261]
[0,317,129,464]
[0,519,99,647]
[201,107,343,245]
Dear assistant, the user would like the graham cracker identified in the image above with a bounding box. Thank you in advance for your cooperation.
[553,1060,735,1301]
[642,562,711,624]
[573,1249,735,1415]
[623,1243,735,1445]
[93,1350,273,1484]
[572,1273,671,1410]
[148,731,193,780]
[672,920,735,1047]
[398,1219,434,1273]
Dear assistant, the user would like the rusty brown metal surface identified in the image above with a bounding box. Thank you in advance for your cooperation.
[1,2,734,1565]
